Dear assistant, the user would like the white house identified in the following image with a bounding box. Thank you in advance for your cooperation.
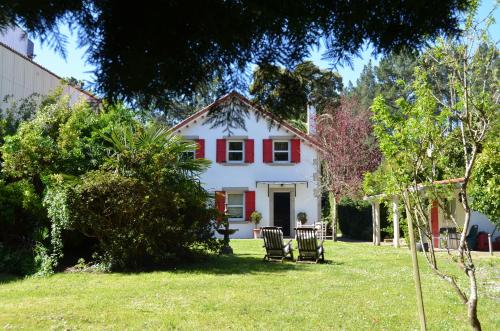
[172,91,322,238]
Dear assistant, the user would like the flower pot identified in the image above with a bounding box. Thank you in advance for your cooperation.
[253,228,261,239]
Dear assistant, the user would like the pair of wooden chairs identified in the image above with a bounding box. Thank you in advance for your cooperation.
[261,226,325,263]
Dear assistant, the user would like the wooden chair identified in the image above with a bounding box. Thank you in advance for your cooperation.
[296,227,325,263]
[466,224,479,250]
[261,227,294,262]
[314,221,331,241]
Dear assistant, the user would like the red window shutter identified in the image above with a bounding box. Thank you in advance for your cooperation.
[291,139,301,163]
[244,139,254,163]
[216,139,226,163]
[195,139,205,159]
[245,191,256,221]
[263,139,273,163]
[215,191,226,213]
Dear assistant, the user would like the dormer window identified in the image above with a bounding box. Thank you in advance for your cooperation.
[273,140,290,162]
[227,140,244,163]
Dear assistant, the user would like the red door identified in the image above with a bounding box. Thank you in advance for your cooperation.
[431,201,439,248]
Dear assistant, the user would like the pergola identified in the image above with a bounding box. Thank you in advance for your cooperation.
[364,178,467,249]
[364,194,400,247]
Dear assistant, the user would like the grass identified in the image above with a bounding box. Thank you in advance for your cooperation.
[0,240,499,330]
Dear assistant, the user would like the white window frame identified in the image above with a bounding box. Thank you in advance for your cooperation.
[181,139,196,160]
[272,140,290,163]
[226,140,245,163]
[226,192,245,221]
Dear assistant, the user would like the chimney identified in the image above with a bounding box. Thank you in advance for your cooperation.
[307,104,316,135]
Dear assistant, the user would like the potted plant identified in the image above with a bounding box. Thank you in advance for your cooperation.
[249,211,262,239]
[297,212,308,225]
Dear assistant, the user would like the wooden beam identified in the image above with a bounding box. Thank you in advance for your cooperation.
[372,202,381,246]
[392,198,400,248]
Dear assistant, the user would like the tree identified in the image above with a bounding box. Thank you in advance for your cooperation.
[470,132,500,224]
[44,124,218,270]
[154,79,225,126]
[348,51,418,111]
[317,96,381,241]
[1,1,472,108]
[368,10,498,329]
[250,61,342,123]
[1,89,221,273]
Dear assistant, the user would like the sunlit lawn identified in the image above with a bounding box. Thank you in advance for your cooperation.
[0,240,499,330]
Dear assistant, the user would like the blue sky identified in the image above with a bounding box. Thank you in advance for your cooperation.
[31,1,498,90]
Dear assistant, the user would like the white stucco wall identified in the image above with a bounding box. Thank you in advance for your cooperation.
[176,107,321,238]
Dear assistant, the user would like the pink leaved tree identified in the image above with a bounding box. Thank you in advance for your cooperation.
[316,96,381,241]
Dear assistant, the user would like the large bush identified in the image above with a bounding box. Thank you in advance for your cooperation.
[43,124,219,270]
[337,198,389,241]
[57,170,219,269]
[2,91,219,274]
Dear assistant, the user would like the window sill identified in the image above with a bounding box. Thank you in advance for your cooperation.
[220,162,250,166]
[229,220,250,224]
[267,162,295,166]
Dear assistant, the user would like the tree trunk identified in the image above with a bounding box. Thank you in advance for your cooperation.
[467,268,481,331]
[330,192,337,242]
[460,205,482,331]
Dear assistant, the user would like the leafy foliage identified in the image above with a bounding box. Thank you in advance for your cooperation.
[250,61,342,121]
[470,135,500,224]
[204,94,251,135]
[44,123,218,270]
[0,1,472,107]
[347,50,418,111]
[0,93,40,145]
[1,90,220,274]
[318,96,381,199]
[366,10,499,329]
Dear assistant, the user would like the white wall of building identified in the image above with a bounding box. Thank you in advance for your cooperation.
[177,107,321,238]
[438,193,498,240]
[0,43,95,109]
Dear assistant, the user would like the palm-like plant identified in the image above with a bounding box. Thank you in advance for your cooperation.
[101,122,210,179]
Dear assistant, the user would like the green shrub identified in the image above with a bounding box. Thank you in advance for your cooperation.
[337,198,389,240]
[0,243,35,275]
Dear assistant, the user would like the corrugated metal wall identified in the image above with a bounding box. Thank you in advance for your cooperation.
[0,44,93,108]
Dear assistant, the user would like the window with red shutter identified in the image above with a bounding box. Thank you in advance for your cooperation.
[244,191,256,221]
[291,139,301,163]
[216,139,226,163]
[195,139,205,159]
[263,139,273,163]
[244,139,254,163]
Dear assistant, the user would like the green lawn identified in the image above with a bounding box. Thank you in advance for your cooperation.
[1,240,499,330]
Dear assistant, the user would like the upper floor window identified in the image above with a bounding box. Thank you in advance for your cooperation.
[227,140,244,163]
[181,150,195,161]
[273,140,290,162]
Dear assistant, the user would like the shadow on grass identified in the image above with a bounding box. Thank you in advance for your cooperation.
[0,273,23,285]
[109,252,345,277]
[161,253,344,276]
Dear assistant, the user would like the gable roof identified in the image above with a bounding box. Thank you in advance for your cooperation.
[171,91,322,149]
